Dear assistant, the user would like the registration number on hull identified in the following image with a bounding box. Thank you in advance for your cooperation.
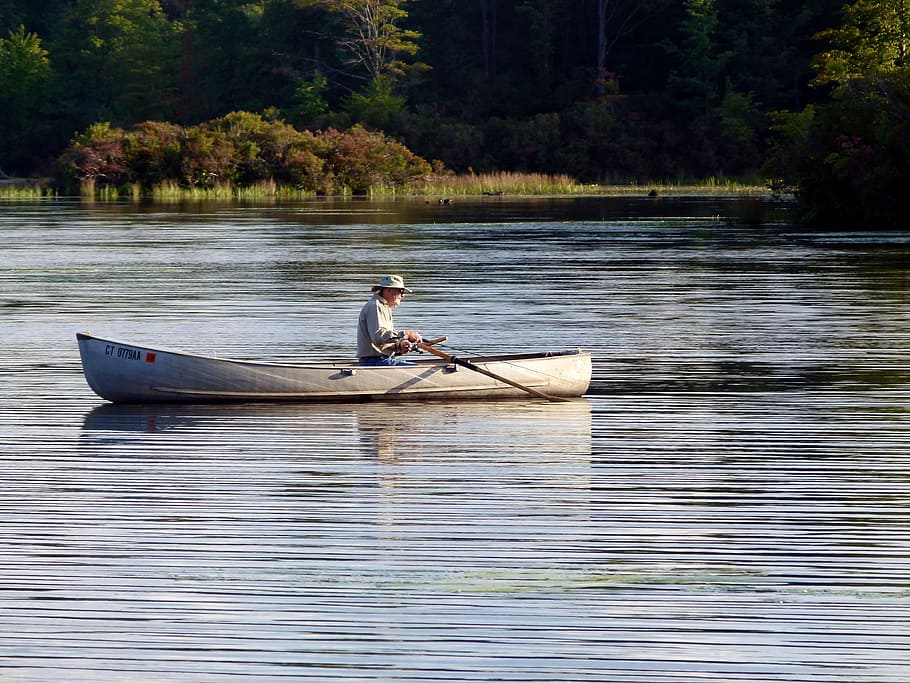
[105,344,156,363]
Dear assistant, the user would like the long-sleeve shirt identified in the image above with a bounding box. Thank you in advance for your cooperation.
[357,293,404,359]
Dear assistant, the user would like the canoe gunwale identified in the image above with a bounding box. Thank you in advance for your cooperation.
[76,331,579,369]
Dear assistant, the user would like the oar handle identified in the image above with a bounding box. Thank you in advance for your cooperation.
[417,341,452,359]
[420,336,447,347]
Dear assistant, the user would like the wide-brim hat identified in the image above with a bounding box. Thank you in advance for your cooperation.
[371,274,413,293]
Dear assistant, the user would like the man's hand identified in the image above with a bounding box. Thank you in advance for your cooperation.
[398,330,422,354]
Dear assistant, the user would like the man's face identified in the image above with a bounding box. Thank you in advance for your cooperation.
[382,287,405,307]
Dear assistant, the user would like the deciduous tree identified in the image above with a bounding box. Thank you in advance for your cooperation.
[766,0,910,226]
[306,0,423,82]
[813,0,910,86]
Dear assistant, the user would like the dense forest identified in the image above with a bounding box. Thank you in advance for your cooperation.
[1,0,908,223]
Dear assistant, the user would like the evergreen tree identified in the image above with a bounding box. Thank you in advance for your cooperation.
[181,0,273,121]
[664,0,722,118]
[0,25,51,170]
[48,0,181,128]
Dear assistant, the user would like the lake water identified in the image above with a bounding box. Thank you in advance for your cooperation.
[1,196,909,682]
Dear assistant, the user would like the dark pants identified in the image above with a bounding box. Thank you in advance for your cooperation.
[358,356,417,367]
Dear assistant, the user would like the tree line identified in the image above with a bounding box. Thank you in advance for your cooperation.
[1,0,907,224]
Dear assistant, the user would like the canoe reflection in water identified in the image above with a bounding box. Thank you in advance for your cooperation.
[348,401,594,529]
[79,399,594,535]
[80,399,592,466]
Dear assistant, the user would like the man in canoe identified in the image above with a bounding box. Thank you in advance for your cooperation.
[357,275,423,366]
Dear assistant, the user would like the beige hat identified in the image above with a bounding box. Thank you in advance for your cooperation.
[371,274,413,293]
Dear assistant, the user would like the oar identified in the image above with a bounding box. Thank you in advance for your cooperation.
[420,336,448,347]
[416,341,571,402]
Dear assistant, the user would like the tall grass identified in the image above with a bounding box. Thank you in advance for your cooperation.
[598,177,769,196]
[404,172,769,197]
[406,171,589,196]
[66,173,767,202]
[148,180,315,202]
[0,184,56,199]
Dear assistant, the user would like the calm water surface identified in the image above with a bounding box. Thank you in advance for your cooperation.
[1,196,909,682]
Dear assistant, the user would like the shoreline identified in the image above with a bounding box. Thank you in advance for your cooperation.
[0,181,777,202]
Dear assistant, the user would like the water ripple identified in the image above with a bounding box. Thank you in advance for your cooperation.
[1,199,909,682]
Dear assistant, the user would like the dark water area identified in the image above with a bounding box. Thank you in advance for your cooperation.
[1,196,909,682]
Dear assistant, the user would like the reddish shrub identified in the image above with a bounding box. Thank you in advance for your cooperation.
[58,122,128,187]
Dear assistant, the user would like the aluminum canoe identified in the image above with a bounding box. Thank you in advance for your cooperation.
[76,332,592,403]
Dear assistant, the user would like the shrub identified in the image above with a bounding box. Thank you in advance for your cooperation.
[203,111,297,184]
[57,112,433,196]
[122,121,183,187]
[283,132,327,191]
[317,125,431,194]
[766,70,910,227]
[58,122,128,188]
[179,125,239,187]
